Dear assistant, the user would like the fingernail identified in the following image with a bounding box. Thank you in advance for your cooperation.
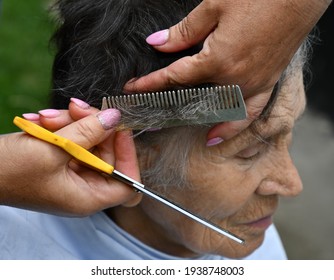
[97,109,121,130]
[70,98,90,109]
[206,137,224,147]
[22,113,40,121]
[38,109,61,118]
[146,29,169,46]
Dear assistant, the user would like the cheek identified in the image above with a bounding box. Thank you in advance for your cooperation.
[141,196,263,258]
[186,159,261,218]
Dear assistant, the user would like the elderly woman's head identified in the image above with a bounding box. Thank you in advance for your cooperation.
[51,0,307,258]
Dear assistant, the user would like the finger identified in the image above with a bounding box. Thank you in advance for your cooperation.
[113,130,142,207]
[79,130,142,209]
[22,113,41,126]
[39,109,75,131]
[39,99,99,131]
[68,98,99,120]
[207,93,271,142]
[147,1,218,52]
[124,54,212,92]
[56,109,121,149]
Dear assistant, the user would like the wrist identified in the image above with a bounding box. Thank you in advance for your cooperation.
[0,134,15,205]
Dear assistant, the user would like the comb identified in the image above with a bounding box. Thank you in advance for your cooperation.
[101,85,246,129]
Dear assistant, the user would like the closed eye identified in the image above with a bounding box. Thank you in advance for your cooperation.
[235,139,273,161]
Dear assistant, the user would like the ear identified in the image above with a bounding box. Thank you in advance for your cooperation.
[136,141,161,171]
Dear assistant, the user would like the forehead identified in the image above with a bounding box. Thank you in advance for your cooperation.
[215,69,306,156]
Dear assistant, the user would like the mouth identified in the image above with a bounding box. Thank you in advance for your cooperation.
[243,215,273,230]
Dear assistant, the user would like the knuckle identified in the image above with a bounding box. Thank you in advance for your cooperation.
[75,121,100,146]
[176,16,195,42]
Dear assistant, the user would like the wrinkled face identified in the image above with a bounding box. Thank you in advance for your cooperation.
[135,69,306,258]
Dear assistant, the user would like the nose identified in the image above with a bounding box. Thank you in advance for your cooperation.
[256,147,303,197]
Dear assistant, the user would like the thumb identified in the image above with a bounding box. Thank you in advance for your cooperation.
[147,1,218,51]
[56,109,121,149]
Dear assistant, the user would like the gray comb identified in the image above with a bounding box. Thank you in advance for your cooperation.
[101,85,246,129]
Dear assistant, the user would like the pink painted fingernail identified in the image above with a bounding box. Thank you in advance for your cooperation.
[146,29,169,46]
[97,109,121,130]
[38,109,61,118]
[206,137,224,147]
[22,113,40,121]
[70,98,90,109]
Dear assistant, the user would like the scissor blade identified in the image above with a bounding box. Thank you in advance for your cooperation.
[111,170,245,244]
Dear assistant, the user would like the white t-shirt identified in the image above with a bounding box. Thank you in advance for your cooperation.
[0,206,287,260]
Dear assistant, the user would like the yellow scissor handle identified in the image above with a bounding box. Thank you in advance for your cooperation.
[13,116,114,175]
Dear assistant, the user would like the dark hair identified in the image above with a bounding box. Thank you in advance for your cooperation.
[50,0,201,109]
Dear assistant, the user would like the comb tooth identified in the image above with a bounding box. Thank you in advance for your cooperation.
[226,86,231,109]
[233,85,240,108]
[210,87,216,110]
[224,86,230,109]
[183,89,188,104]
[145,93,150,107]
[120,95,127,107]
[165,91,170,107]
[209,87,216,110]
[154,92,161,108]
[169,91,173,107]
[164,91,170,108]
[151,92,156,108]
[143,93,150,107]
[158,92,164,108]
[110,96,116,108]
[229,85,234,109]
[167,90,173,107]
[229,86,234,108]
[117,96,121,108]
[112,96,117,108]
[203,87,209,110]
[138,94,143,106]
[101,97,108,110]
[219,86,226,110]
[212,86,219,110]
[134,94,140,107]
[231,86,238,108]
[178,89,184,106]
[170,90,175,106]
[143,93,148,106]
[215,86,220,109]
[187,88,192,104]
[174,89,180,106]
[129,94,134,107]
[108,96,113,108]
[119,96,123,108]
[150,93,157,108]
[141,93,145,106]
[235,85,243,108]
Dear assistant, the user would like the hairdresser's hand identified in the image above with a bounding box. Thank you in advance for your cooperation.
[0,99,141,216]
[125,0,330,141]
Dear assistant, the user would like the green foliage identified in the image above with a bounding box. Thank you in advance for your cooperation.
[0,0,54,133]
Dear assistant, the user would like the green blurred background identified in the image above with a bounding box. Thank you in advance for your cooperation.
[0,0,54,133]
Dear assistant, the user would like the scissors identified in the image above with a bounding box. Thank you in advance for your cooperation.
[13,116,244,244]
